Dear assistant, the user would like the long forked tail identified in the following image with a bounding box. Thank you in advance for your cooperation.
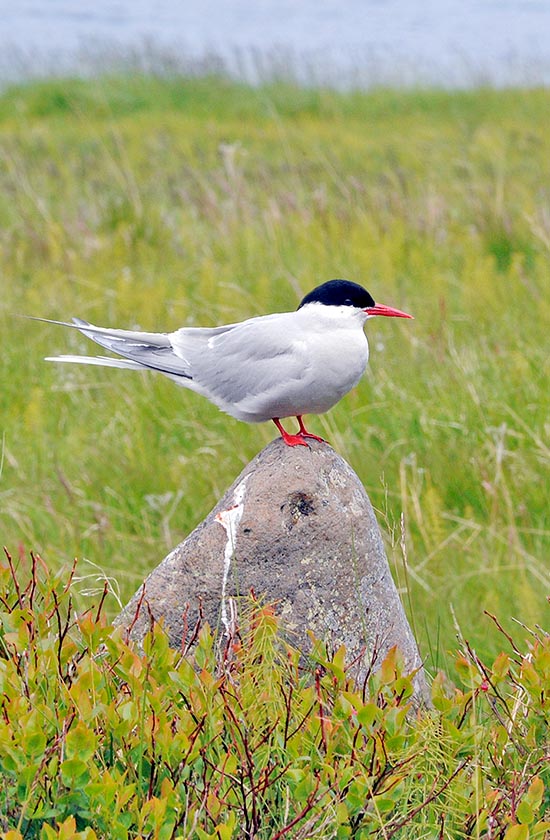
[44,354,145,370]
[41,317,193,380]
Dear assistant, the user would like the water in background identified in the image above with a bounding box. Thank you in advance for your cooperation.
[2,0,550,87]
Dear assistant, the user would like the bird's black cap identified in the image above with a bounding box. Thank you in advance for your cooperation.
[297,279,375,310]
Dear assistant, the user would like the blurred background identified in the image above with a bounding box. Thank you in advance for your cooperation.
[3,0,550,87]
[1,1,549,678]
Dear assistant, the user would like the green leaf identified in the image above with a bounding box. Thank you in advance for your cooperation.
[215,813,237,839]
[492,652,510,679]
[373,795,398,814]
[531,822,550,839]
[356,702,379,729]
[504,825,529,840]
[517,801,534,825]
[60,757,90,784]
[65,721,97,762]
[525,777,544,810]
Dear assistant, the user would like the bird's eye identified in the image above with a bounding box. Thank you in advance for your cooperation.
[344,298,352,305]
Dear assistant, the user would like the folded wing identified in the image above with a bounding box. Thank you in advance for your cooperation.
[45,317,193,380]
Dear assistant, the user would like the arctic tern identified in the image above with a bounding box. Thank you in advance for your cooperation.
[42,279,413,446]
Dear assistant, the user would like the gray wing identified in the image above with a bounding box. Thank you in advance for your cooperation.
[43,312,310,420]
[172,313,309,418]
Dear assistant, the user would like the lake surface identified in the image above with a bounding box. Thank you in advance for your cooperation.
[2,0,550,86]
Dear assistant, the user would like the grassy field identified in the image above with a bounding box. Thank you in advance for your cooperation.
[0,74,549,677]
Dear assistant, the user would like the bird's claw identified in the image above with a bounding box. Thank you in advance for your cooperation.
[281,433,310,448]
[298,431,326,443]
[273,417,326,447]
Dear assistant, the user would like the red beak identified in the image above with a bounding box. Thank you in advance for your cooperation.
[364,303,413,319]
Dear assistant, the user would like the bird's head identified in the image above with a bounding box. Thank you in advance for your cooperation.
[298,279,413,320]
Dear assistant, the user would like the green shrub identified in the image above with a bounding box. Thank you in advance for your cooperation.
[0,552,549,839]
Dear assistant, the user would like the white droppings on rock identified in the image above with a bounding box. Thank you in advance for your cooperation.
[215,475,249,637]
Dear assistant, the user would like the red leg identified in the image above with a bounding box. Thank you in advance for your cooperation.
[272,418,309,447]
[296,416,326,443]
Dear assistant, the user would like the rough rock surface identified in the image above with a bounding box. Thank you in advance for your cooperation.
[115,438,429,704]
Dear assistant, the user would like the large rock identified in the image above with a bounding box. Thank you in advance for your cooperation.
[115,438,429,704]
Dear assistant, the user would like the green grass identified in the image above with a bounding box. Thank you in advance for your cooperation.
[0,74,549,677]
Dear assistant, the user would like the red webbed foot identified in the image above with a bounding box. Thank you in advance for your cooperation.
[272,418,310,447]
[296,416,327,443]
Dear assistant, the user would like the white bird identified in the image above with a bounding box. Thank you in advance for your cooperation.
[41,279,413,447]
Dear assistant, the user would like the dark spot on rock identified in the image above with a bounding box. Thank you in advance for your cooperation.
[289,492,316,520]
[243,527,252,534]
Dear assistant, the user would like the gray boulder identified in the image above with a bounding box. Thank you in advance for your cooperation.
[115,438,429,705]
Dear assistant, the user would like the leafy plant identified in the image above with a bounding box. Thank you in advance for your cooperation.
[1,553,548,839]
